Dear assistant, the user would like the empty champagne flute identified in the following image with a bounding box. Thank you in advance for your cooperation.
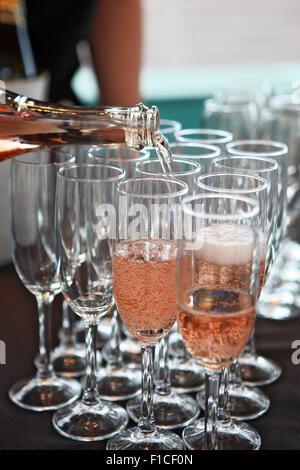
[177,193,262,450]
[202,97,259,140]
[174,129,233,151]
[159,119,182,143]
[52,163,128,441]
[262,97,300,316]
[107,177,188,450]
[51,146,95,378]
[9,150,81,411]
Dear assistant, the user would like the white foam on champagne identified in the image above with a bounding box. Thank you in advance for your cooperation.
[198,224,259,266]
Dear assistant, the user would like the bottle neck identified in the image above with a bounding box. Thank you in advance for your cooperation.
[0,88,160,154]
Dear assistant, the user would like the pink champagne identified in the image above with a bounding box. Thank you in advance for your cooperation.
[177,224,263,370]
[177,288,256,370]
[112,239,177,344]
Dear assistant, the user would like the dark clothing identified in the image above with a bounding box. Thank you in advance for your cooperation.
[25,0,98,102]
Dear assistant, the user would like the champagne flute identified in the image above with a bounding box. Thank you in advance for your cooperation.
[177,193,262,450]
[162,142,221,392]
[174,129,233,151]
[196,172,273,423]
[51,145,91,378]
[126,158,201,429]
[9,150,81,411]
[202,97,259,140]
[88,145,151,399]
[212,154,279,418]
[107,177,188,450]
[159,119,182,143]
[223,141,289,381]
[53,163,128,441]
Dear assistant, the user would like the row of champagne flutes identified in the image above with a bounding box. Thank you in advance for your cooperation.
[9,122,287,449]
[201,82,300,322]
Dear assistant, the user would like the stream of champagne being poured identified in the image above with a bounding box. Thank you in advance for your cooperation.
[154,132,174,175]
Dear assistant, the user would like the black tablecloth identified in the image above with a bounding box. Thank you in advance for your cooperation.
[1,263,300,450]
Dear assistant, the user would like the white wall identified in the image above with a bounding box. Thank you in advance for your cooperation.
[142,0,300,67]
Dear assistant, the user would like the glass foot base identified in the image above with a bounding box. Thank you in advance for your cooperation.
[127,390,199,429]
[97,366,141,401]
[51,345,88,378]
[239,353,282,386]
[170,358,205,393]
[52,400,128,441]
[183,418,261,450]
[197,384,270,420]
[107,426,185,450]
[9,375,81,411]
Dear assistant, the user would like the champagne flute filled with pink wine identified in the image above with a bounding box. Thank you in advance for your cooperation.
[107,177,189,450]
[177,193,262,450]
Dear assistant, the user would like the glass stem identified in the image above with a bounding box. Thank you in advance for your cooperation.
[230,359,243,388]
[155,332,171,395]
[36,293,55,380]
[60,297,75,347]
[249,326,257,356]
[217,367,232,426]
[105,306,123,367]
[137,344,156,435]
[82,322,100,406]
[204,371,221,450]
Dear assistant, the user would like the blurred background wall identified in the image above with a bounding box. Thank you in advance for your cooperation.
[142,0,300,67]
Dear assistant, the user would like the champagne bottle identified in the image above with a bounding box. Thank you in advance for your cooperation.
[0,87,160,161]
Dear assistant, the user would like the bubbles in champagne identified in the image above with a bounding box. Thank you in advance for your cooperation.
[197,224,255,266]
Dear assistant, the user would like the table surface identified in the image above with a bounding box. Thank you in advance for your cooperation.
[0,262,300,451]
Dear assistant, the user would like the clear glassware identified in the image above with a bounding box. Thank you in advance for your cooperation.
[213,80,272,121]
[107,177,188,450]
[214,152,283,392]
[87,145,152,399]
[159,119,182,143]
[127,158,201,428]
[262,95,300,314]
[51,146,92,378]
[169,142,221,173]
[225,141,292,323]
[202,97,259,140]
[52,163,128,441]
[161,142,221,392]
[195,171,275,422]
[174,128,233,151]
[177,193,262,450]
[51,297,87,378]
[9,150,82,411]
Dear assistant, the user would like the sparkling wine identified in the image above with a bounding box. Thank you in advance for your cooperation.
[177,223,262,370]
[177,289,256,370]
[112,239,177,344]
